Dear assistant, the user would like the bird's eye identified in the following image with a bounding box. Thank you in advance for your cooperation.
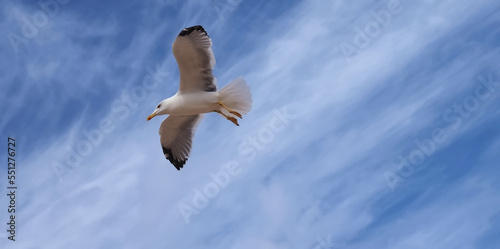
[157,104,161,109]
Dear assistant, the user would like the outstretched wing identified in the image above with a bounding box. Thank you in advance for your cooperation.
[159,114,203,170]
[172,25,217,93]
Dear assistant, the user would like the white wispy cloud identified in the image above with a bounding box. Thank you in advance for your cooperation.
[1,0,499,248]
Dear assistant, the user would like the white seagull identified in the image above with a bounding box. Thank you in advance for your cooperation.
[147,25,252,170]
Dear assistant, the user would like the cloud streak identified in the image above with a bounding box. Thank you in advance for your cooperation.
[1,0,499,248]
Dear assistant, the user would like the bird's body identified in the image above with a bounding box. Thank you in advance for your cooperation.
[160,92,219,116]
[147,25,252,170]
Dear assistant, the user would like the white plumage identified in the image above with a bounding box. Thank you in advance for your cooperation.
[147,25,252,170]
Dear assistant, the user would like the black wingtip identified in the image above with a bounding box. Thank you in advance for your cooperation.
[178,25,209,37]
[162,147,187,170]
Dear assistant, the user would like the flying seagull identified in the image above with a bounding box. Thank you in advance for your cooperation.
[147,25,252,170]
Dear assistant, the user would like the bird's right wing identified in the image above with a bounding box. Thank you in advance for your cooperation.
[172,25,217,94]
[159,114,203,170]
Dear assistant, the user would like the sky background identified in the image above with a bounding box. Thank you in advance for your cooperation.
[1,0,500,248]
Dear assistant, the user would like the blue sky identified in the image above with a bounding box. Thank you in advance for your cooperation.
[1,0,500,248]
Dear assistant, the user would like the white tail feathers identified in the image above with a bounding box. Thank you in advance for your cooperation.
[218,77,252,115]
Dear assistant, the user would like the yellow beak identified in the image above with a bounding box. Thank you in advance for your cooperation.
[147,113,156,121]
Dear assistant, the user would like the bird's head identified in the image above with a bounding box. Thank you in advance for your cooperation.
[147,100,167,121]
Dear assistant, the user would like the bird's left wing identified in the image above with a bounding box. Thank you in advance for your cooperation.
[172,25,217,94]
[159,114,203,170]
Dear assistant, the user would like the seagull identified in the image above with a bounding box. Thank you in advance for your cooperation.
[147,25,252,170]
